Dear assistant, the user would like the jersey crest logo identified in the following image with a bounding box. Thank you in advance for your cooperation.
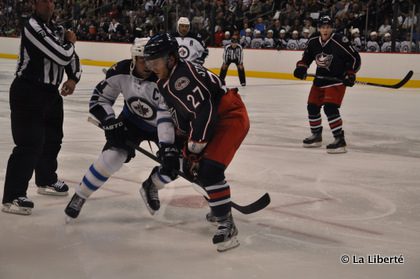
[175,77,190,91]
[127,97,156,120]
[315,53,333,70]
[178,46,190,59]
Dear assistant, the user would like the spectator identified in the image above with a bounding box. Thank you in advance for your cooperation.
[287,30,300,50]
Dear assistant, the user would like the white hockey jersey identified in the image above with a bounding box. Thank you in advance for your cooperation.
[399,41,416,52]
[366,41,380,52]
[381,41,400,52]
[263,37,275,48]
[173,32,208,65]
[90,59,174,143]
[286,39,300,50]
[251,37,264,49]
[298,38,308,49]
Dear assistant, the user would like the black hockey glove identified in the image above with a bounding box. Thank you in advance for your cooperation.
[103,118,126,148]
[343,71,356,87]
[182,148,201,182]
[293,62,308,80]
[158,144,180,180]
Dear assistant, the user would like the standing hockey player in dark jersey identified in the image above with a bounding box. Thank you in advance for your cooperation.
[173,17,208,65]
[219,36,246,86]
[293,16,361,154]
[64,38,178,219]
[144,33,250,252]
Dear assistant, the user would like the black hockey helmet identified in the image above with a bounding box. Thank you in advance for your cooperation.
[143,33,179,60]
[318,15,333,27]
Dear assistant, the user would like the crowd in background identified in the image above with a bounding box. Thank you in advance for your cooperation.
[0,0,419,52]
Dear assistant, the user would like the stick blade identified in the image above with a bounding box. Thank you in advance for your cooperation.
[393,70,413,89]
[231,193,271,215]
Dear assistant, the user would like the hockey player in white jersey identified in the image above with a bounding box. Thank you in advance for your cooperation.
[366,31,380,52]
[64,38,178,219]
[250,30,263,48]
[173,17,208,65]
[380,33,400,52]
[287,30,300,50]
[263,30,275,48]
[298,28,310,49]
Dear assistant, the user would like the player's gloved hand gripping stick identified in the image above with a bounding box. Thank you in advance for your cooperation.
[88,117,271,215]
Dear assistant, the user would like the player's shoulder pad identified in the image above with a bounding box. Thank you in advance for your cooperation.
[332,33,350,44]
[105,59,131,79]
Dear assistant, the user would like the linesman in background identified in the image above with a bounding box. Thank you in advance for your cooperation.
[2,0,81,215]
[219,36,246,86]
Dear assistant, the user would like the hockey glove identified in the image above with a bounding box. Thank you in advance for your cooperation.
[103,118,126,148]
[158,143,180,180]
[293,62,308,80]
[343,71,356,87]
[182,141,207,181]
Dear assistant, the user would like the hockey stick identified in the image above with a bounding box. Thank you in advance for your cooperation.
[87,117,271,214]
[307,70,413,89]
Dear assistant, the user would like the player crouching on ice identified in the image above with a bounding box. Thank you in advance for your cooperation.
[64,38,179,218]
[143,33,250,252]
[293,15,361,153]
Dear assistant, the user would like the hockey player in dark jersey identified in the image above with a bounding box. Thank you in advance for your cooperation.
[64,38,178,218]
[293,16,361,154]
[173,17,209,65]
[144,33,250,252]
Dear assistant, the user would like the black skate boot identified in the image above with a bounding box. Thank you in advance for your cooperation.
[326,131,347,154]
[303,132,322,148]
[64,193,86,219]
[38,180,69,196]
[206,210,217,224]
[2,197,34,215]
[139,176,160,215]
[212,212,240,252]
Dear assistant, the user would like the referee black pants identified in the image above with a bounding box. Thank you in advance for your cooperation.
[2,77,63,204]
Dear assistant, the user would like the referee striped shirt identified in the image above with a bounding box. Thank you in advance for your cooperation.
[223,44,244,64]
[16,14,81,87]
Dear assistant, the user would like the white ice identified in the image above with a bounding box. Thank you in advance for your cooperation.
[0,58,419,279]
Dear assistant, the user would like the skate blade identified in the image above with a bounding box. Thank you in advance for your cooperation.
[216,236,240,252]
[327,147,347,154]
[303,142,322,148]
[139,188,156,216]
[37,187,69,196]
[2,206,32,215]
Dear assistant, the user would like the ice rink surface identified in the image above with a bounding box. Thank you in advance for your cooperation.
[0,58,419,279]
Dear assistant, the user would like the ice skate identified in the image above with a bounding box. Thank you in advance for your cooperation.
[64,193,86,219]
[212,213,240,252]
[2,197,34,215]
[303,132,322,148]
[139,176,160,215]
[326,131,347,154]
[38,180,69,196]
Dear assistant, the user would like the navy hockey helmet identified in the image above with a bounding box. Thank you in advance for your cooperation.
[143,33,179,61]
[318,16,333,27]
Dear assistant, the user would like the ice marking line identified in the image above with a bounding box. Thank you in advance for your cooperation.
[237,217,340,244]
[271,197,334,208]
[268,208,382,235]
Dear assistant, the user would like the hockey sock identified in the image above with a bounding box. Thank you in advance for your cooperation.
[204,180,231,217]
[324,103,343,137]
[307,103,322,134]
[149,166,173,190]
[77,148,127,198]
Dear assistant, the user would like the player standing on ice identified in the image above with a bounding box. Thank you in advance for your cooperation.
[143,33,250,252]
[293,15,361,154]
[64,38,179,218]
[173,17,209,65]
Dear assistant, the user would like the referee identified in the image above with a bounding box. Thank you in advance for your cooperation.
[219,36,246,86]
[2,0,82,215]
